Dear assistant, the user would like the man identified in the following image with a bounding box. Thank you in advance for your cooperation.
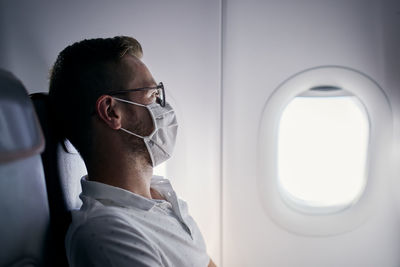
[49,36,216,267]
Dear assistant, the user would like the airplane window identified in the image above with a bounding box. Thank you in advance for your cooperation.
[277,87,370,214]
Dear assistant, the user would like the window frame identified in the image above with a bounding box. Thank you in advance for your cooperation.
[258,66,392,236]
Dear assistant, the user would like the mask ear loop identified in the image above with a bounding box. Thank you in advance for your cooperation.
[113,97,146,107]
[113,97,157,138]
[120,127,145,139]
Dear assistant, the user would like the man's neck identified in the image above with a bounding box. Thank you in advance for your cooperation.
[87,153,154,199]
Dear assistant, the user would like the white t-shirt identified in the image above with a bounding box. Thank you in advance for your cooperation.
[65,176,209,267]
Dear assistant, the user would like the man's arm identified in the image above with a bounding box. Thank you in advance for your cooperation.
[66,216,163,267]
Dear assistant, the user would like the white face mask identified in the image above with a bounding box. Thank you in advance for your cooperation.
[113,97,178,167]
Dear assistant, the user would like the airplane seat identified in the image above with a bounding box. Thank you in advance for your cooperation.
[0,69,49,267]
[30,92,87,267]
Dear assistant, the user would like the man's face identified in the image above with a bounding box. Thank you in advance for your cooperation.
[117,55,159,156]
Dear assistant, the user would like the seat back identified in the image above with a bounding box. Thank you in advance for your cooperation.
[30,93,86,267]
[0,69,49,267]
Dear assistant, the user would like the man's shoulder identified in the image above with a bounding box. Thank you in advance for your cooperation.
[65,211,162,263]
[65,212,164,267]
[67,195,149,247]
[68,210,130,240]
[68,202,146,238]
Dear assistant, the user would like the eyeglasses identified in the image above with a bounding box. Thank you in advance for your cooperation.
[107,82,165,107]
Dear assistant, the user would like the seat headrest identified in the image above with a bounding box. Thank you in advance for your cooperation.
[0,69,44,163]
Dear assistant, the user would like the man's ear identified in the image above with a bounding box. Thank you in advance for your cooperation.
[95,95,122,130]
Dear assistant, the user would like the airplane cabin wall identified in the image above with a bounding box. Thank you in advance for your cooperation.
[222,0,400,266]
[0,0,399,266]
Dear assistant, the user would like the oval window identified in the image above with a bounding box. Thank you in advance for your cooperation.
[277,87,370,214]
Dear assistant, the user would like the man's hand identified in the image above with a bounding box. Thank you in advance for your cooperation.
[208,258,217,267]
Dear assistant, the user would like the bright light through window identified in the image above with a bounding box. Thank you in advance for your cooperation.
[278,94,369,213]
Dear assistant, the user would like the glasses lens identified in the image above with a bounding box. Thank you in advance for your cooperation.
[156,90,162,105]
[156,83,165,107]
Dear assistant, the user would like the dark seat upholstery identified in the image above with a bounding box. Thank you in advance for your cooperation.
[0,69,49,267]
[30,93,86,267]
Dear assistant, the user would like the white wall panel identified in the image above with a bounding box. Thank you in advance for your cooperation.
[222,0,400,266]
